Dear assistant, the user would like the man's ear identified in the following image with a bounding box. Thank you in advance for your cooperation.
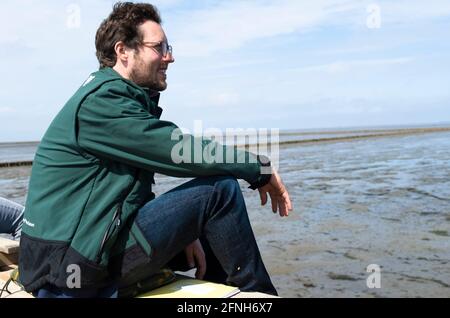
[114,41,129,63]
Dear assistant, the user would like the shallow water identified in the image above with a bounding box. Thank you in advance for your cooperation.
[255,132,450,297]
[0,142,38,163]
[1,132,449,297]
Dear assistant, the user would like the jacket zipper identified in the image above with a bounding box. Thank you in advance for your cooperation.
[95,205,122,264]
[95,170,141,264]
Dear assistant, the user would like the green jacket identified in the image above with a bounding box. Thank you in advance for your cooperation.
[19,67,270,292]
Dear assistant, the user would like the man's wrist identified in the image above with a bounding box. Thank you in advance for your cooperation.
[248,155,272,190]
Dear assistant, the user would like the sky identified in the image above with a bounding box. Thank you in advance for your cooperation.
[0,0,449,142]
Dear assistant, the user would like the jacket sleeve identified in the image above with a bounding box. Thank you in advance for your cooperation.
[77,82,271,188]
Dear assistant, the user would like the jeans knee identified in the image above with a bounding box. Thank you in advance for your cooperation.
[214,176,242,198]
[204,176,247,220]
[216,176,239,188]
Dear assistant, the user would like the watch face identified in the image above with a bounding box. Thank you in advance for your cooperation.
[258,155,271,166]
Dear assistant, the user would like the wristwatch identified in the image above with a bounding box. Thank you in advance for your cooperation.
[248,155,272,190]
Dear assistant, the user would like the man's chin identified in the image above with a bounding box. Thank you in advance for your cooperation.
[156,81,167,91]
[140,82,167,92]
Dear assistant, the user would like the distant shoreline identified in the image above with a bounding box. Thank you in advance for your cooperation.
[0,161,33,168]
[1,126,450,168]
[1,123,450,146]
[273,126,450,147]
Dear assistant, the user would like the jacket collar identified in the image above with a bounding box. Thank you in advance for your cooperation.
[142,88,163,119]
[100,67,163,119]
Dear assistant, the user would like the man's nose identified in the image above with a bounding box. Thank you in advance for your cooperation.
[163,53,175,64]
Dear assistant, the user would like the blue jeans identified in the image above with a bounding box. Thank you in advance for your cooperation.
[121,176,277,296]
[35,176,277,297]
[0,197,24,240]
[33,283,118,298]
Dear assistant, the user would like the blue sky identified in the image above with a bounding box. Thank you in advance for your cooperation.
[0,0,449,142]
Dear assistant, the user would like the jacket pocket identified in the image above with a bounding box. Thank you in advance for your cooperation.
[95,204,122,264]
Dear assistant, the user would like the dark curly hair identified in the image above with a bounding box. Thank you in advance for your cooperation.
[95,2,161,69]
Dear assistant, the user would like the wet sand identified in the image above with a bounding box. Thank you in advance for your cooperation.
[1,132,449,297]
[251,132,450,297]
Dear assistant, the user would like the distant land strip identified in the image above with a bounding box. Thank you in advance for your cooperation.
[277,126,450,136]
[0,160,33,168]
[1,127,450,168]
[239,127,450,148]
[274,127,450,147]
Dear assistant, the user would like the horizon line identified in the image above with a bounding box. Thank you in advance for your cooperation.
[1,121,450,145]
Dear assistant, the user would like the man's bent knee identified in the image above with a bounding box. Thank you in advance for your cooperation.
[213,176,241,194]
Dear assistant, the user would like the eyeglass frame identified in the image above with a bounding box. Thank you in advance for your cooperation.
[139,41,173,57]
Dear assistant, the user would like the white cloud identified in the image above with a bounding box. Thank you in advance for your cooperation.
[168,0,356,57]
[166,0,450,57]
[202,58,277,71]
[380,0,450,24]
[316,45,386,56]
[151,0,184,10]
[3,0,449,56]
[0,106,14,114]
[293,57,415,74]
[0,1,65,45]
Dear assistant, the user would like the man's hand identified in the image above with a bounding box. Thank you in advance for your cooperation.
[258,170,293,217]
[184,239,206,280]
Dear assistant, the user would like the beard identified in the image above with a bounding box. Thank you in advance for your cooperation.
[129,54,167,91]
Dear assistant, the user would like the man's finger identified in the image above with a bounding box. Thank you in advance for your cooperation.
[269,192,277,213]
[278,197,288,217]
[279,190,292,211]
[194,250,207,280]
[283,192,293,211]
[259,189,268,206]
[185,249,195,268]
[195,258,206,280]
[284,200,290,217]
